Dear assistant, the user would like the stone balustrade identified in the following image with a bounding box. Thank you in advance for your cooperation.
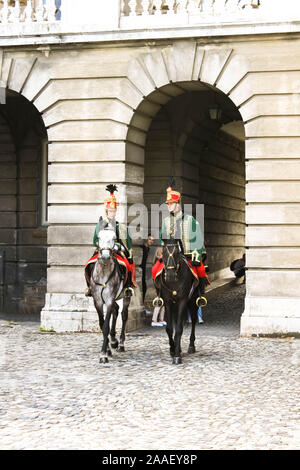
[122,0,260,17]
[0,0,59,23]
[0,0,298,44]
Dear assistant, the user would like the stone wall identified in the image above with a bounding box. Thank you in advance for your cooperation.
[0,113,17,314]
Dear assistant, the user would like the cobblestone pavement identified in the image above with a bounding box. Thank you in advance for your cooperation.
[0,284,299,450]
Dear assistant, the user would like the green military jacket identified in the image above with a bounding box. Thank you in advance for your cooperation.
[160,210,204,262]
[93,217,133,259]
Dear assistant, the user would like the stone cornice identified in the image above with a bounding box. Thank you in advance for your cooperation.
[0,18,300,48]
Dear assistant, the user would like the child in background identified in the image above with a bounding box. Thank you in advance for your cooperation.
[151,247,167,326]
[187,306,204,324]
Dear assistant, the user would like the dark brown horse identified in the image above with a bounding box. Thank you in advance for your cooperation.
[154,240,206,365]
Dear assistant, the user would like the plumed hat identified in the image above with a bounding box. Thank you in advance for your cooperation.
[166,177,181,204]
[104,184,118,210]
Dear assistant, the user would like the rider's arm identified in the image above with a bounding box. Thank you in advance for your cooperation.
[116,222,133,261]
[93,223,99,247]
[190,217,203,265]
[160,219,166,245]
[126,227,134,263]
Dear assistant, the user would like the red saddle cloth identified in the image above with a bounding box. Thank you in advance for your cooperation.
[152,257,209,284]
[85,253,137,287]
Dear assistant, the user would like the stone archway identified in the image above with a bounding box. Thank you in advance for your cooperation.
[124,76,246,328]
[0,89,48,318]
[142,86,245,282]
[123,41,300,336]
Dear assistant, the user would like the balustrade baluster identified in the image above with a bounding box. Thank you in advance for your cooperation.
[141,0,150,16]
[187,0,200,14]
[128,0,137,16]
[240,0,255,9]
[202,0,214,13]
[152,0,162,15]
[175,0,186,14]
[224,0,236,13]
[1,0,9,24]
[165,0,175,14]
[46,0,57,21]
[213,0,226,14]
[12,0,21,23]
[35,0,46,22]
[123,0,130,16]
[24,0,33,22]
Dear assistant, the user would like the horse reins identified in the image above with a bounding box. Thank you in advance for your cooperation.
[164,244,180,277]
[161,245,182,301]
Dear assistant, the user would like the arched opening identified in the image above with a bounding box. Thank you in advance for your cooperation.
[126,81,245,327]
[0,89,48,320]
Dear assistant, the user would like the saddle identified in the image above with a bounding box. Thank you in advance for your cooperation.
[85,252,128,285]
[152,256,207,283]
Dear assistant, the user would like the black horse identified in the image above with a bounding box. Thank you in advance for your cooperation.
[154,240,206,365]
[90,225,131,364]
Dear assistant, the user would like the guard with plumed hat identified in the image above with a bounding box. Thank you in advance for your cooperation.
[152,177,209,286]
[84,184,137,298]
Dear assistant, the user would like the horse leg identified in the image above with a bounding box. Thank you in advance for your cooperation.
[165,303,175,357]
[110,302,119,350]
[118,297,130,352]
[188,298,197,354]
[173,302,186,365]
[99,306,112,364]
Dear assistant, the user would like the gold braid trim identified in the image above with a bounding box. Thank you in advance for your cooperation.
[191,249,201,263]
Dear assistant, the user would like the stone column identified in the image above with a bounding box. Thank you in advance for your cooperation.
[240,96,300,336]
[38,69,146,332]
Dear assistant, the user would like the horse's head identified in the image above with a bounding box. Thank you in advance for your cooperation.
[97,229,116,265]
[162,240,182,282]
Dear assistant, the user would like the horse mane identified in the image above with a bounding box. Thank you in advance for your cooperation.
[98,216,116,232]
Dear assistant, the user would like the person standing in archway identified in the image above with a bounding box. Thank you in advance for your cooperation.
[140,234,155,306]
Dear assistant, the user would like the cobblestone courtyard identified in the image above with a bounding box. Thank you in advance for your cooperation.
[0,284,299,450]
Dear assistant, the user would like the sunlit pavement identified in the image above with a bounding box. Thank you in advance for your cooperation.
[0,284,299,450]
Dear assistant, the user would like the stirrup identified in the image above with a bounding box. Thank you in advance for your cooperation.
[124,287,134,298]
[153,296,164,308]
[196,296,207,308]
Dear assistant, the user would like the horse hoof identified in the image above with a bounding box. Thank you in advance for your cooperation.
[188,346,196,354]
[117,345,125,353]
[99,356,109,364]
[111,341,119,350]
[172,357,182,365]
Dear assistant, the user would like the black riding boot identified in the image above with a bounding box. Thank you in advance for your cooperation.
[196,282,207,308]
[84,287,92,297]
[84,264,93,297]
[124,272,135,298]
